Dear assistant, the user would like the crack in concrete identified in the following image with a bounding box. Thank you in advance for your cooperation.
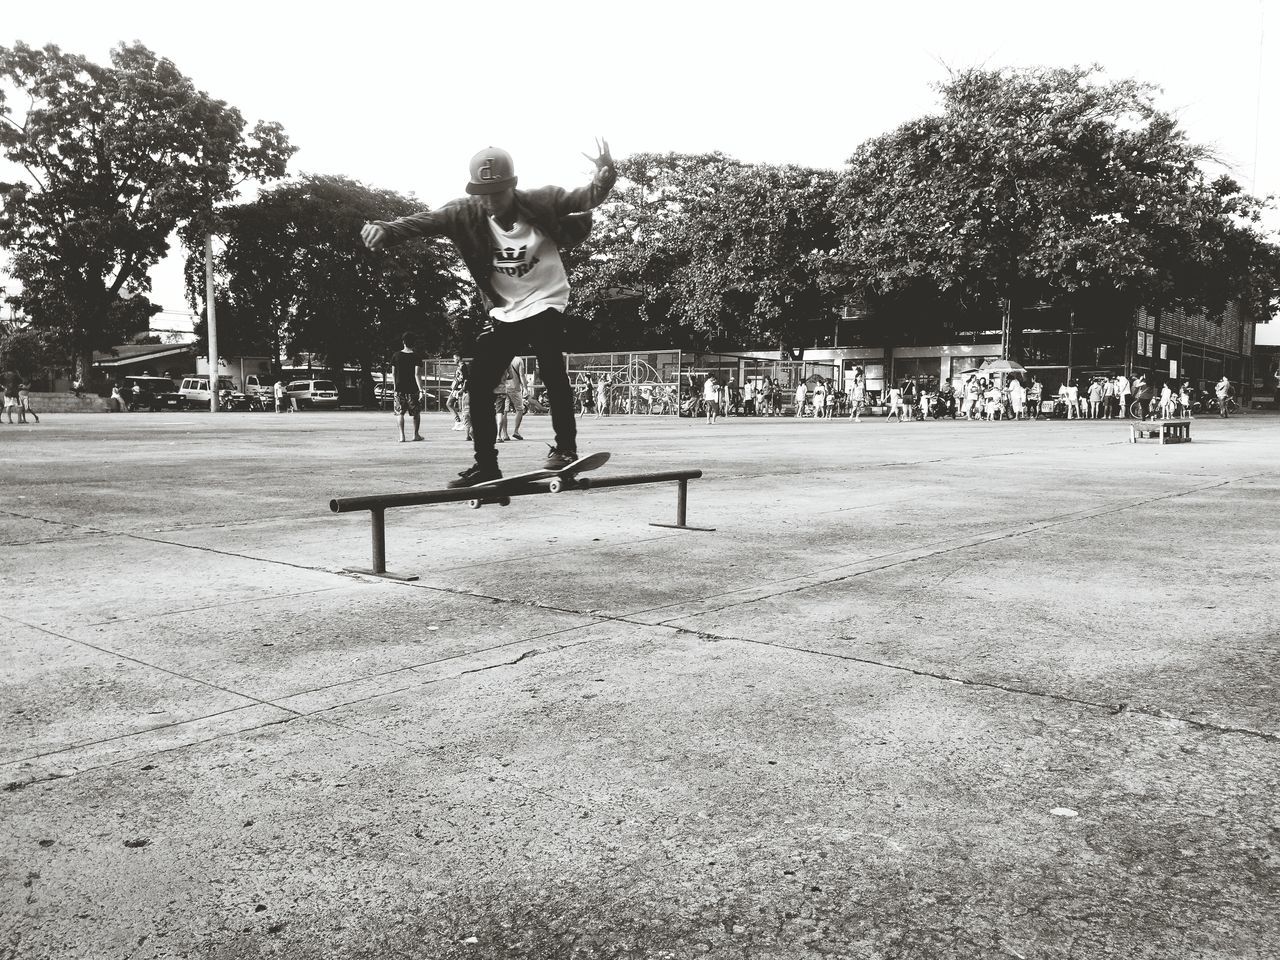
[628,471,1269,622]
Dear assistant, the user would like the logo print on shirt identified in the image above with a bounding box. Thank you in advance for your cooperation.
[493,245,541,279]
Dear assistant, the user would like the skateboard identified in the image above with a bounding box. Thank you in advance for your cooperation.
[466,451,611,508]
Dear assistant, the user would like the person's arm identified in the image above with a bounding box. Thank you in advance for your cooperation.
[361,200,465,250]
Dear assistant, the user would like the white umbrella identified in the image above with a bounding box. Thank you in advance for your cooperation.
[979,359,1028,378]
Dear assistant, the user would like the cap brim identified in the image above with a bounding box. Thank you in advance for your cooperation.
[465,176,517,195]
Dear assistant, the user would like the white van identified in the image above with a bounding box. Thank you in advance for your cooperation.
[178,375,237,407]
[285,379,340,409]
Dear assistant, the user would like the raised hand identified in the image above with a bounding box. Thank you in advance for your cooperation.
[582,138,613,174]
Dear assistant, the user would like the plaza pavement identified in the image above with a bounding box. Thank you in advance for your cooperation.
[2,408,1277,960]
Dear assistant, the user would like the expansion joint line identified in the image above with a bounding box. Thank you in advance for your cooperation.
[681,626,1280,744]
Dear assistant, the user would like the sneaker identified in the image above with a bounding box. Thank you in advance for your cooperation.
[447,462,502,488]
[512,433,524,440]
[543,446,578,470]
[451,422,463,431]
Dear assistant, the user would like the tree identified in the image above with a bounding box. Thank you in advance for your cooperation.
[0,41,294,378]
[574,153,840,351]
[192,174,467,387]
[827,65,1280,353]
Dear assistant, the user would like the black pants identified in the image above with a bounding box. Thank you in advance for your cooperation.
[468,309,575,466]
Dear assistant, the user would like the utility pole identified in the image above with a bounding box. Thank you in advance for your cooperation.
[1001,298,1013,360]
[205,231,219,412]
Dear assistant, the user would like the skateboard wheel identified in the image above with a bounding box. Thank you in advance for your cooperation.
[498,496,511,507]
[549,478,564,493]
[468,499,481,509]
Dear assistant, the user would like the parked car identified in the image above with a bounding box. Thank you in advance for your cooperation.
[285,379,340,409]
[123,375,182,411]
[178,375,238,408]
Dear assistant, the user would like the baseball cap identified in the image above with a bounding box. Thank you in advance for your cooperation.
[466,147,518,195]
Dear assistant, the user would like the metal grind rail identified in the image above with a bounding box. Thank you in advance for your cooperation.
[330,468,709,580]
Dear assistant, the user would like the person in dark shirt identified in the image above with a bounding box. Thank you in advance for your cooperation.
[392,333,425,442]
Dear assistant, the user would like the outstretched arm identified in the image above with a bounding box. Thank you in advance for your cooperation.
[361,205,456,250]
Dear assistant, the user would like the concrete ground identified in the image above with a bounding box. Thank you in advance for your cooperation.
[2,408,1277,960]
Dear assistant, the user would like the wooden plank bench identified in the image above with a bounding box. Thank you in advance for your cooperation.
[1129,419,1192,444]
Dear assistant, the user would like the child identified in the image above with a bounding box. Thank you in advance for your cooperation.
[886,383,905,422]
[18,383,38,424]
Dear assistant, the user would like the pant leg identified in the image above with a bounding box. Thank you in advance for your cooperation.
[529,310,577,453]
[468,325,517,466]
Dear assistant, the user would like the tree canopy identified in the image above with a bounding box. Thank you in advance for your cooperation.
[0,41,294,374]
[827,65,1280,344]
[574,152,840,351]
[190,174,468,375]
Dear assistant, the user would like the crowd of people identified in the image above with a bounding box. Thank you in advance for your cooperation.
[689,369,1239,423]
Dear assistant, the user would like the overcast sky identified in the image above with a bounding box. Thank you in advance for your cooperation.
[5,0,1278,340]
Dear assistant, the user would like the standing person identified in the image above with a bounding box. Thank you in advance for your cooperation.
[392,333,425,442]
[1009,377,1026,420]
[793,380,807,417]
[1064,379,1080,419]
[110,382,129,413]
[1116,372,1131,420]
[742,380,755,416]
[1178,380,1193,418]
[1215,375,1232,418]
[17,383,38,424]
[446,355,467,430]
[595,372,609,419]
[886,382,906,422]
[0,386,12,423]
[848,367,866,422]
[1026,376,1043,419]
[812,378,827,419]
[1133,374,1152,419]
[1087,378,1104,419]
[361,140,617,486]
[504,355,527,440]
[703,374,720,425]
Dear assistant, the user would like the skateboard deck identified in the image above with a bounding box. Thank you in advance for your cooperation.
[467,451,611,507]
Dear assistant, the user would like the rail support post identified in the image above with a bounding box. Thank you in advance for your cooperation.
[650,477,715,532]
[343,507,419,581]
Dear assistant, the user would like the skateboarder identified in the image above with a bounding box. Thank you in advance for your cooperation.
[361,141,616,487]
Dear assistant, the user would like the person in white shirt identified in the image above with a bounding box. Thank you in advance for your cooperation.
[361,141,616,487]
[1115,373,1131,419]
[886,383,906,422]
[1065,381,1079,419]
[1009,378,1026,419]
[703,375,720,424]
[793,381,807,417]
[812,379,827,419]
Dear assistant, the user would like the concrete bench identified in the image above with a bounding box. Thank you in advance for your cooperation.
[1129,419,1191,444]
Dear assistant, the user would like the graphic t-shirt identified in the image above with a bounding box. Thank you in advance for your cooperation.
[487,219,570,322]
